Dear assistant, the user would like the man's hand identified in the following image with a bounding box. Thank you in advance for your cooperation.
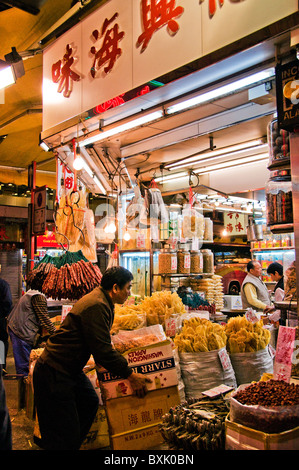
[263,305,275,315]
[127,372,152,398]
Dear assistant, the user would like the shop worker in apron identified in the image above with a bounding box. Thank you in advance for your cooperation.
[33,266,152,451]
[7,290,56,376]
[241,260,274,314]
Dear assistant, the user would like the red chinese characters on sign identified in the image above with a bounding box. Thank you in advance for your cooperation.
[200,0,243,18]
[90,12,125,77]
[52,44,80,98]
[0,227,8,241]
[224,212,245,235]
[137,0,184,52]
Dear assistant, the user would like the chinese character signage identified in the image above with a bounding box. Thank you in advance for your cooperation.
[273,325,296,382]
[42,0,298,131]
[276,59,299,131]
[223,211,246,236]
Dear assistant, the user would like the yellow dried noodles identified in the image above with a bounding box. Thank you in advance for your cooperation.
[225,316,271,353]
[174,318,227,353]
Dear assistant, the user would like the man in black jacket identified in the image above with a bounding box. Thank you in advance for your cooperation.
[33,266,151,450]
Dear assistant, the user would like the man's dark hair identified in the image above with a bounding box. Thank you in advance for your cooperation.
[101,266,133,290]
[246,260,255,272]
[267,262,283,276]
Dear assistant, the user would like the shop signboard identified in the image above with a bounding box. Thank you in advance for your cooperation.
[276,58,299,131]
[223,211,246,236]
[33,186,47,235]
[42,0,298,132]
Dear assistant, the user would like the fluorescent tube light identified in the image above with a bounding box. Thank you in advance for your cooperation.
[166,140,267,170]
[193,153,269,175]
[0,60,15,90]
[154,171,188,183]
[79,110,164,147]
[166,68,275,115]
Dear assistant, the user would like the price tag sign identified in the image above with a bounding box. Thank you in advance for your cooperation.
[218,348,232,371]
[202,384,234,398]
[61,304,73,323]
[245,308,259,323]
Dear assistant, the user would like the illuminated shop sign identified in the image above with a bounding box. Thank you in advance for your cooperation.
[43,0,298,131]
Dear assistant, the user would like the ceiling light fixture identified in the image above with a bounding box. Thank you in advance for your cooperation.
[193,153,269,175]
[0,47,25,91]
[154,171,188,183]
[166,68,275,115]
[166,140,267,170]
[79,110,164,148]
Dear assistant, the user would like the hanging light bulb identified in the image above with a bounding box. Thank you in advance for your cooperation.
[73,147,83,171]
[123,230,131,241]
[222,229,228,236]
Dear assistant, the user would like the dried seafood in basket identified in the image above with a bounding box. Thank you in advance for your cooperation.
[174,318,226,353]
[27,250,102,301]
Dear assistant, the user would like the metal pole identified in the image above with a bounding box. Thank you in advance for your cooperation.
[289,132,299,319]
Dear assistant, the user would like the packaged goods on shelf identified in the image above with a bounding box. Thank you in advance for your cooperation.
[190,250,203,273]
[201,249,214,274]
[204,217,213,241]
[284,261,297,300]
[177,249,190,274]
[189,275,223,310]
[158,248,177,274]
[181,207,204,239]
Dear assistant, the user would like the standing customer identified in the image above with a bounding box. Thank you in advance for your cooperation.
[0,266,13,374]
[0,364,12,450]
[33,266,151,450]
[241,260,274,313]
[7,289,56,376]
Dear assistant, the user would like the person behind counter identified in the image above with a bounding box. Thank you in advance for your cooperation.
[7,289,57,376]
[241,260,274,314]
[33,266,152,451]
[266,262,284,323]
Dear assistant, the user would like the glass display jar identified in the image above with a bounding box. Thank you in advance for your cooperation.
[204,217,213,241]
[177,249,191,274]
[267,118,290,168]
[190,250,203,273]
[265,169,293,225]
[201,249,214,274]
[158,249,177,274]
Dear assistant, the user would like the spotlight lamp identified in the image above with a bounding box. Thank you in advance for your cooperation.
[0,47,25,91]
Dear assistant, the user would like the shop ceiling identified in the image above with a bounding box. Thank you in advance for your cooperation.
[0,1,297,196]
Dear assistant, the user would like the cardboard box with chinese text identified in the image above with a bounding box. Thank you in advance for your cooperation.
[97,340,178,400]
[106,385,180,450]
